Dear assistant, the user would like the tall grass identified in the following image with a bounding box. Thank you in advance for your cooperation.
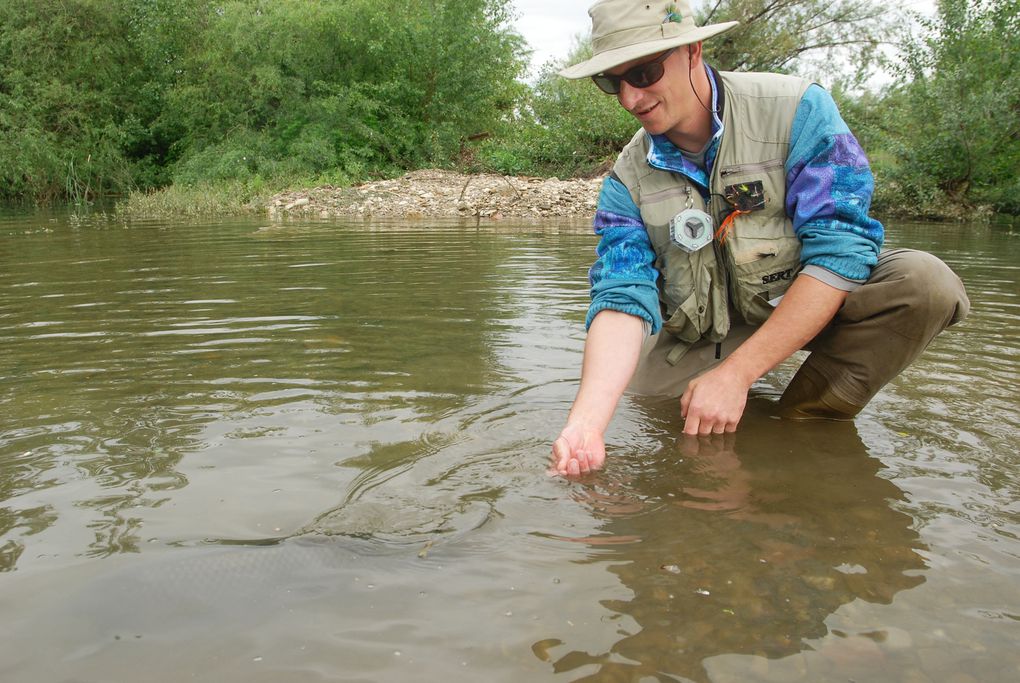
[116,180,272,218]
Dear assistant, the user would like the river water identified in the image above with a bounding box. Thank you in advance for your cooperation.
[0,212,1017,682]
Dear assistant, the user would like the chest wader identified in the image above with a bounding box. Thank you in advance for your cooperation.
[613,72,810,366]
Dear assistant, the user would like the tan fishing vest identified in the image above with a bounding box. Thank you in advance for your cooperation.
[613,71,810,363]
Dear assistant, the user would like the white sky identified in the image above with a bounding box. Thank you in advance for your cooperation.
[510,1,939,84]
[512,0,593,78]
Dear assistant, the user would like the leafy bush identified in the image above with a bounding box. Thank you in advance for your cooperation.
[902,0,1018,214]
[157,0,527,187]
[857,0,1020,217]
[0,0,154,201]
[476,43,638,179]
[0,0,527,203]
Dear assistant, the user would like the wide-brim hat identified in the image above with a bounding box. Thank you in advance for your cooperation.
[559,0,738,79]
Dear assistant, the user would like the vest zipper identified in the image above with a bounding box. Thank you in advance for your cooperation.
[719,159,784,177]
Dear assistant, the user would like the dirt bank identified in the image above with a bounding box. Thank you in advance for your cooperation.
[267,169,603,220]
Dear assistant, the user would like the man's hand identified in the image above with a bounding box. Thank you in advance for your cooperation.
[680,364,753,435]
[550,422,606,477]
[679,275,850,435]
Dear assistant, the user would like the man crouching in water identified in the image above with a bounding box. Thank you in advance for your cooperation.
[551,0,969,476]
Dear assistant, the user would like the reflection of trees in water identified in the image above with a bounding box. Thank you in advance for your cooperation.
[542,399,927,682]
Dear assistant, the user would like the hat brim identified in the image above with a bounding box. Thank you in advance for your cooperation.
[558,22,738,79]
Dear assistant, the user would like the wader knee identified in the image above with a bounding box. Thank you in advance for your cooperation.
[884,249,971,337]
[779,249,969,421]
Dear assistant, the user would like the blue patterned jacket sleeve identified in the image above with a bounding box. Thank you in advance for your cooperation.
[786,85,884,282]
[586,176,662,333]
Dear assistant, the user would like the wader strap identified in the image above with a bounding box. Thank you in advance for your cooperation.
[665,340,693,366]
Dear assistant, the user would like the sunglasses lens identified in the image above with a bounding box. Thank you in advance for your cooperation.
[593,49,672,94]
[626,63,663,89]
[591,75,620,95]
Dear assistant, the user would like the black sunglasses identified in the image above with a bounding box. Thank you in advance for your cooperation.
[591,48,678,95]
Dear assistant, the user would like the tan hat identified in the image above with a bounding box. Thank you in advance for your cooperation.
[559,0,737,79]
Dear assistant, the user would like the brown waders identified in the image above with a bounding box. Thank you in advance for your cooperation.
[627,249,971,420]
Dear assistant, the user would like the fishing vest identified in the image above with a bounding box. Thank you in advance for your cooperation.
[613,71,811,364]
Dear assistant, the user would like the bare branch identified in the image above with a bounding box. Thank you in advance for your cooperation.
[790,38,883,56]
[703,0,726,23]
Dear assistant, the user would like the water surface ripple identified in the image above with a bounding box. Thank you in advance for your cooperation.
[1,215,1017,682]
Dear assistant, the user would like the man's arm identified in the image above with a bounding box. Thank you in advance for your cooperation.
[551,176,659,476]
[679,275,847,434]
[551,310,645,476]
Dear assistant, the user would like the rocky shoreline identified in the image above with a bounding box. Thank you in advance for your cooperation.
[267,169,603,220]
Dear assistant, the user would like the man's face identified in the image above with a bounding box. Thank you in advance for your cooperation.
[609,47,702,142]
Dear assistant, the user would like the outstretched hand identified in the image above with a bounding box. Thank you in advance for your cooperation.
[550,422,606,477]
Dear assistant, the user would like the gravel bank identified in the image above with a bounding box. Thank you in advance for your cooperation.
[267,169,603,220]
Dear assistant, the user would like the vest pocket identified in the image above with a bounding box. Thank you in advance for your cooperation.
[716,156,800,326]
[727,219,801,324]
[662,263,709,343]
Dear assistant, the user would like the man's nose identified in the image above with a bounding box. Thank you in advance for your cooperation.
[617,81,643,110]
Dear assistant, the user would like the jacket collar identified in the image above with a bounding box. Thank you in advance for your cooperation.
[645,65,725,192]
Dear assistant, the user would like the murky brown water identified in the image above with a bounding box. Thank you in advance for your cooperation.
[1,212,1017,682]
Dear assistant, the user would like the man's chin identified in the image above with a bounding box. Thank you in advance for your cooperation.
[631,103,668,134]
[639,121,667,136]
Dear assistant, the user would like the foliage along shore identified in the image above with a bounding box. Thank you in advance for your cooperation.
[3,0,1017,221]
[111,169,1019,226]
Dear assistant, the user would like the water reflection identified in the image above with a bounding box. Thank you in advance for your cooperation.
[1,215,1017,682]
[540,401,926,682]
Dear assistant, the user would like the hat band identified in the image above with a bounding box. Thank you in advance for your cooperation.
[591,17,697,55]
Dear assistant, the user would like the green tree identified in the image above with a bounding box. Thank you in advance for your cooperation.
[161,0,528,185]
[0,0,528,202]
[477,38,636,178]
[879,0,1020,216]
[0,0,157,201]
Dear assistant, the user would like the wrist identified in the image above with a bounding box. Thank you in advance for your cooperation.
[565,403,611,436]
[567,384,621,434]
[718,353,761,389]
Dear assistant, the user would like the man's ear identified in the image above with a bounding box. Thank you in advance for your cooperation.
[687,41,704,66]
